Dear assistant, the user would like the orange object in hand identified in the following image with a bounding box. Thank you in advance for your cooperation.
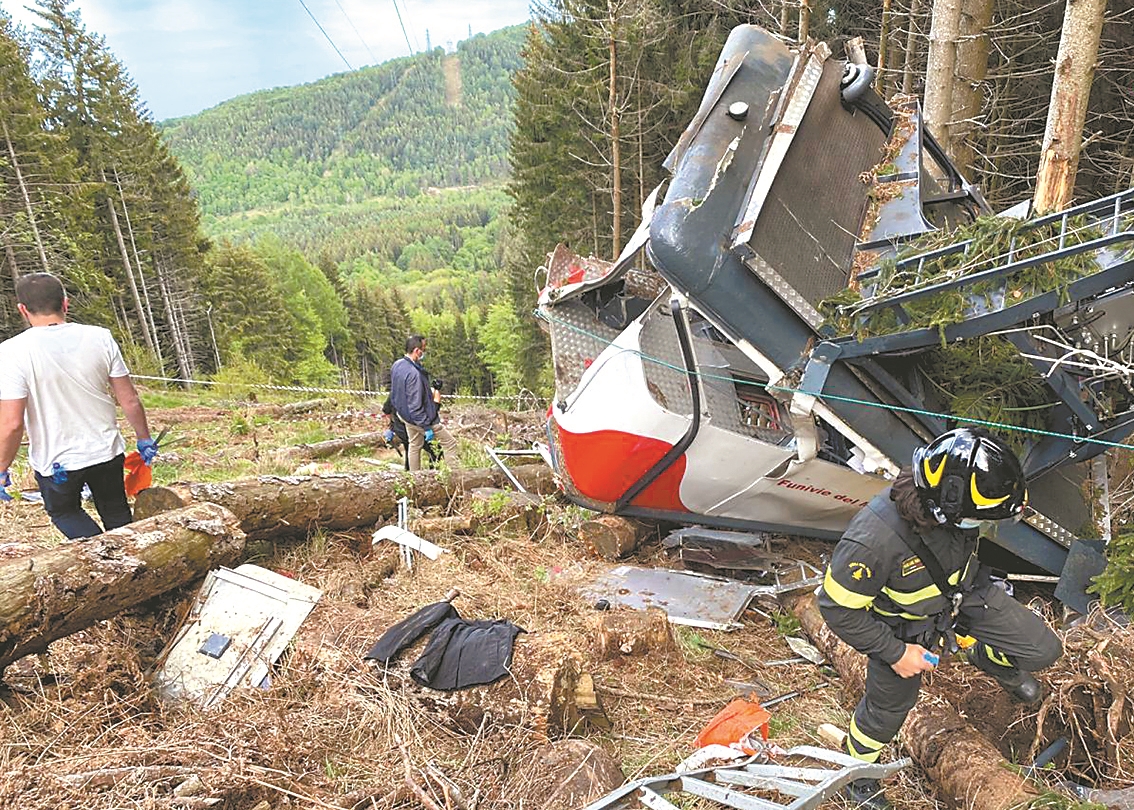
[694,698,772,753]
[123,451,152,497]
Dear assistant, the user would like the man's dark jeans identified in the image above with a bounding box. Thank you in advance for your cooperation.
[34,454,132,539]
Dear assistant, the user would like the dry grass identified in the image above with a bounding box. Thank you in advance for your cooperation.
[0,390,1129,809]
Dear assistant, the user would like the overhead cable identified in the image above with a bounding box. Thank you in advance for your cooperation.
[332,0,377,63]
[298,0,354,71]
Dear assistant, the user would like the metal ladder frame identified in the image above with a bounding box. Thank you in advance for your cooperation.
[584,745,911,810]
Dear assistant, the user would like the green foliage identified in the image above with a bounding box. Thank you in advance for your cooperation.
[1088,526,1134,612]
[771,610,802,637]
[824,215,1103,340]
[478,298,526,395]
[209,352,273,400]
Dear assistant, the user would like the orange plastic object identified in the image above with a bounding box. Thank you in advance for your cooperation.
[694,698,771,752]
[123,451,152,497]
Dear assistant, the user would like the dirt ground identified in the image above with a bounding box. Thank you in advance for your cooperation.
[0,391,1130,809]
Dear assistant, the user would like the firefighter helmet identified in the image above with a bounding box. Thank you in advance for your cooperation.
[912,427,1027,526]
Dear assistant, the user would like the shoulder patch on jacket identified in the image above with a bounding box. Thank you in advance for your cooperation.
[848,561,873,581]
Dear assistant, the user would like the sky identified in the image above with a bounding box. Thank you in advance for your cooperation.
[1,0,533,120]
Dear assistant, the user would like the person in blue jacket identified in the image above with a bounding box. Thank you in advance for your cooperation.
[389,335,458,471]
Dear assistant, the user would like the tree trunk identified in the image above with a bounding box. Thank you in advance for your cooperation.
[0,503,245,673]
[924,0,962,156]
[100,167,156,354]
[607,0,622,259]
[131,466,555,538]
[580,514,653,559]
[272,431,394,461]
[877,0,893,95]
[798,0,810,43]
[1033,0,1107,215]
[114,168,163,368]
[950,0,994,177]
[781,591,1036,810]
[901,0,923,96]
[156,257,194,382]
[1,118,49,273]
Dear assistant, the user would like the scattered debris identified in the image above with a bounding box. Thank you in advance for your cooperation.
[582,565,760,630]
[584,742,911,810]
[154,563,322,709]
[373,524,448,561]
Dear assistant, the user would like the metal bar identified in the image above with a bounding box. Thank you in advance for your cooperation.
[833,257,1134,358]
[739,765,844,782]
[615,298,702,511]
[715,770,813,797]
[854,231,1134,314]
[679,776,786,810]
[486,446,527,493]
[639,788,682,810]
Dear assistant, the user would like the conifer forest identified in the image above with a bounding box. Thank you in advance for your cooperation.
[1,0,1132,399]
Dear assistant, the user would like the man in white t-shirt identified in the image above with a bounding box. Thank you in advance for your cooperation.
[0,273,157,538]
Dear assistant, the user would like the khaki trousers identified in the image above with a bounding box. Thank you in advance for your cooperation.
[405,421,458,471]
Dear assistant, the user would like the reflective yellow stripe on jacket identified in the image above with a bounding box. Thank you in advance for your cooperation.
[822,568,874,610]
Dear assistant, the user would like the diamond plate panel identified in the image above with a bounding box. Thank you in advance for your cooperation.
[548,300,621,401]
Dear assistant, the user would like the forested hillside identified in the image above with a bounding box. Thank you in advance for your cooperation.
[0,3,528,399]
[162,28,525,217]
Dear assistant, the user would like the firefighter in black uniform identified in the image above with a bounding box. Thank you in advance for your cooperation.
[818,427,1063,809]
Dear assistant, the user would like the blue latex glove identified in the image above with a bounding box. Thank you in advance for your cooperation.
[137,437,159,466]
[0,470,11,501]
[51,462,68,484]
[383,429,395,443]
[424,428,435,443]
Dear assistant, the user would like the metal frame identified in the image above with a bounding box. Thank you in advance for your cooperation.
[584,745,910,810]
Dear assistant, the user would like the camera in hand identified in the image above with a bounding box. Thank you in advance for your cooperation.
[431,378,445,393]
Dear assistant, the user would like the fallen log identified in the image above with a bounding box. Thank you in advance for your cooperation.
[580,515,654,559]
[256,397,335,416]
[133,467,505,537]
[0,503,245,673]
[411,515,477,536]
[272,431,393,461]
[782,591,1036,810]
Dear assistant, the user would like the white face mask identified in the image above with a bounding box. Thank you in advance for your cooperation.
[957,518,983,530]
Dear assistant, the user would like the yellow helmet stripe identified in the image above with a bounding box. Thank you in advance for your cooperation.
[923,455,947,488]
[970,474,1010,508]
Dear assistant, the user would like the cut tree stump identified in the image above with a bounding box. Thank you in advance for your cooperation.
[374,631,588,740]
[782,591,1036,810]
[515,739,624,810]
[272,431,393,460]
[594,607,674,659]
[580,515,654,559]
[0,503,245,673]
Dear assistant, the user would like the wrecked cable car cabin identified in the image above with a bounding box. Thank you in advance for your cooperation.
[537,25,1134,609]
